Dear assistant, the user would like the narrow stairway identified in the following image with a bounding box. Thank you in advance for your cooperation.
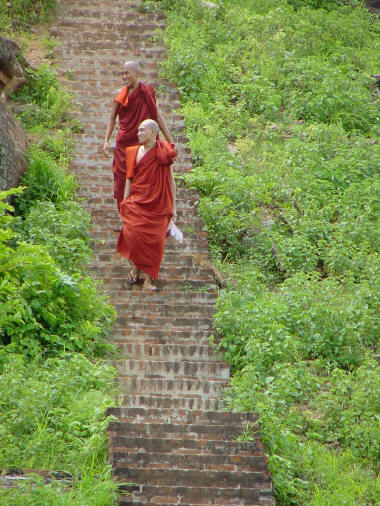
[51,1,275,504]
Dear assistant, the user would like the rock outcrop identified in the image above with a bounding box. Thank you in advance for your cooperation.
[0,36,27,193]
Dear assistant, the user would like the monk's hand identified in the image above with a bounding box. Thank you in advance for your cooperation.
[172,210,177,222]
[103,140,110,157]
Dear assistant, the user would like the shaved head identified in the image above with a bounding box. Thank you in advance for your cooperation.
[140,119,159,136]
[123,60,141,73]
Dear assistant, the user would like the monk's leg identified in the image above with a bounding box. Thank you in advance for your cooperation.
[127,265,140,284]
[142,275,159,291]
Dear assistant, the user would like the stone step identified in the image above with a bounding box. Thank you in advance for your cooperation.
[116,359,230,380]
[117,376,227,396]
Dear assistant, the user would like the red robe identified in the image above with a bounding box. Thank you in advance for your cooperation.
[117,140,177,279]
[112,82,158,209]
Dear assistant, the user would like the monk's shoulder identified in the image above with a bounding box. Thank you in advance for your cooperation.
[113,88,123,99]
[141,82,156,97]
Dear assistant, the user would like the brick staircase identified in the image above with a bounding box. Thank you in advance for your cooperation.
[51,1,275,504]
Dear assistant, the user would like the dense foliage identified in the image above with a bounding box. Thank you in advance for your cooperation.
[0,35,118,504]
[158,0,380,504]
[0,0,58,31]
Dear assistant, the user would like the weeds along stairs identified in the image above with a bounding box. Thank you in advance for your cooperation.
[51,1,275,504]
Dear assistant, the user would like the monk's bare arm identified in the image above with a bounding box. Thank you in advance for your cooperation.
[124,179,131,200]
[157,107,174,144]
[170,165,177,220]
[103,100,119,157]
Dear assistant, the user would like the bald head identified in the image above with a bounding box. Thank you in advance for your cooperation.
[138,119,159,147]
[123,60,141,73]
[140,119,159,136]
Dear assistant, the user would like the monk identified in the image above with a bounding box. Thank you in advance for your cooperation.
[116,119,177,291]
[103,60,173,215]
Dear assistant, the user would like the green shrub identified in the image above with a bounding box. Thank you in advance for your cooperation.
[13,147,77,215]
[0,352,118,504]
[160,0,380,503]
[0,0,58,31]
[0,196,115,357]
[11,64,72,129]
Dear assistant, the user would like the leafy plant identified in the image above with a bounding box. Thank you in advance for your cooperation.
[159,0,380,503]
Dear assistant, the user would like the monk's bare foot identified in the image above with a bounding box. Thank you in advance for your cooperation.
[127,267,140,285]
[142,276,159,291]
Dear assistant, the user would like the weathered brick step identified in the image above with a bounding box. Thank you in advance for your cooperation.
[52,11,147,22]
[94,247,211,261]
[114,288,216,300]
[92,273,213,286]
[90,236,202,257]
[114,305,214,321]
[70,156,190,170]
[66,78,171,90]
[51,17,163,29]
[51,27,158,39]
[117,376,227,396]
[110,327,214,342]
[55,41,164,51]
[102,279,215,293]
[113,466,271,489]
[89,262,212,276]
[117,359,229,380]
[111,336,212,348]
[85,213,199,229]
[71,109,184,123]
[114,310,213,325]
[74,178,195,193]
[94,248,204,263]
[91,246,211,261]
[112,291,216,304]
[59,71,159,83]
[118,342,221,361]
[109,433,262,456]
[55,53,160,66]
[60,1,142,11]
[88,217,204,233]
[80,188,196,204]
[109,420,250,440]
[107,408,258,426]
[91,240,210,255]
[119,484,274,505]
[93,262,210,276]
[67,99,181,113]
[120,395,222,411]
[112,451,268,474]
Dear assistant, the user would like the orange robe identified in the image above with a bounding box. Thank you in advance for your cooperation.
[112,83,158,211]
[116,140,177,279]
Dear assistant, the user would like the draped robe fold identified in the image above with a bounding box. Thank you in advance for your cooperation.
[112,82,158,210]
[116,141,177,279]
